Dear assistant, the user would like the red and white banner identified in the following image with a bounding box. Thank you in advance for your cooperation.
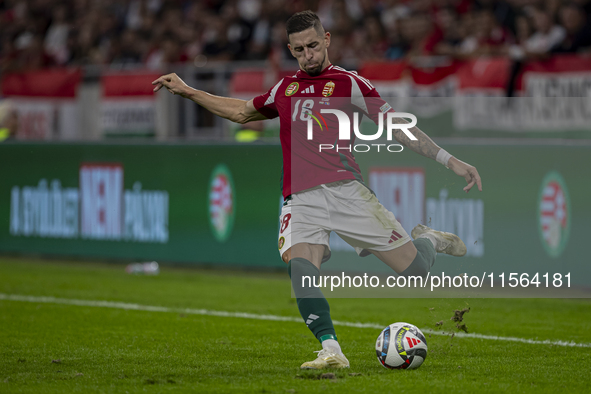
[229,68,297,99]
[229,69,268,100]
[360,56,591,97]
[455,58,511,95]
[101,72,160,135]
[228,68,295,133]
[520,55,591,96]
[453,58,513,130]
[455,56,591,129]
[357,55,591,130]
[1,69,81,139]
[358,60,460,116]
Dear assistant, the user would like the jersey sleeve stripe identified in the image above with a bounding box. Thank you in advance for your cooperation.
[334,66,374,90]
[357,75,374,89]
[264,78,284,106]
[348,75,368,113]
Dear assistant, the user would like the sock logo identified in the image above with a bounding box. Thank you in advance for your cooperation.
[388,230,403,244]
[306,314,319,326]
[406,336,421,348]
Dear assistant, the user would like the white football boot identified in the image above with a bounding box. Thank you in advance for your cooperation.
[300,348,350,370]
[411,224,467,257]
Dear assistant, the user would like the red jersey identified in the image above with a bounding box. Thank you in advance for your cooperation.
[253,64,392,197]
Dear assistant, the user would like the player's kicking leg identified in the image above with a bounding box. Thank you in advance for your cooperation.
[371,224,467,279]
[283,244,350,370]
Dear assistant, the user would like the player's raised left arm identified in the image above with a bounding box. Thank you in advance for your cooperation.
[390,120,482,193]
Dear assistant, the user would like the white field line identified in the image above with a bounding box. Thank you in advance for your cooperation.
[1,293,590,348]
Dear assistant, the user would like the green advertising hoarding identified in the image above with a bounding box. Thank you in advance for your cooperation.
[325,142,591,289]
[0,143,284,267]
[0,142,590,287]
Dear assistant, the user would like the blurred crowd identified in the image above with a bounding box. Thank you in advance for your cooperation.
[1,0,591,73]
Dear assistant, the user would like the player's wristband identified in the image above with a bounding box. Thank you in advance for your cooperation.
[436,149,452,167]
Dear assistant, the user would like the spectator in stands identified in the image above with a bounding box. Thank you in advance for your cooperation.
[268,21,292,64]
[157,6,185,43]
[453,10,480,58]
[220,1,254,60]
[454,8,513,58]
[346,26,377,61]
[380,0,412,37]
[400,12,441,60]
[248,3,273,60]
[94,8,122,59]
[475,9,513,55]
[384,21,407,60]
[504,6,567,96]
[68,25,103,66]
[317,0,358,32]
[513,13,533,46]
[362,15,389,60]
[17,34,54,70]
[110,29,144,66]
[13,14,39,54]
[545,0,563,21]
[146,33,188,69]
[2,0,591,72]
[508,7,565,59]
[553,2,591,53]
[0,33,20,73]
[474,0,512,30]
[125,0,162,31]
[433,7,464,56]
[570,0,591,16]
[136,8,158,44]
[200,17,233,62]
[44,4,71,65]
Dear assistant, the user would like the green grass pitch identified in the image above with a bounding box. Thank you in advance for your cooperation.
[1,257,590,393]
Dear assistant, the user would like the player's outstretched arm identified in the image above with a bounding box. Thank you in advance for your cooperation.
[390,119,482,193]
[152,73,267,124]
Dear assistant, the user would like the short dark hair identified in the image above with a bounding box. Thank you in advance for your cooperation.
[286,10,324,39]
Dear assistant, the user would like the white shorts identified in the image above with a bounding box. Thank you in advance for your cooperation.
[277,180,411,263]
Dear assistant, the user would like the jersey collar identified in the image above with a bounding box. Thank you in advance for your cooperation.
[296,64,334,78]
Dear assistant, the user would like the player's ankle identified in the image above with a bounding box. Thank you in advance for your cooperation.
[417,233,438,250]
[320,334,343,354]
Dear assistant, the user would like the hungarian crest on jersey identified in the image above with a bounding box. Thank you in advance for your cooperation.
[322,81,335,97]
[285,82,299,97]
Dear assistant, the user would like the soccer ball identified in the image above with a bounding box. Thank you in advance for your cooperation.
[375,322,427,370]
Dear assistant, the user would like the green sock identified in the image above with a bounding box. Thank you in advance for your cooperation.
[288,257,337,342]
[399,238,437,278]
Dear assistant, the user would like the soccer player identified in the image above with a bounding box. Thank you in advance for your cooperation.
[152,10,482,370]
